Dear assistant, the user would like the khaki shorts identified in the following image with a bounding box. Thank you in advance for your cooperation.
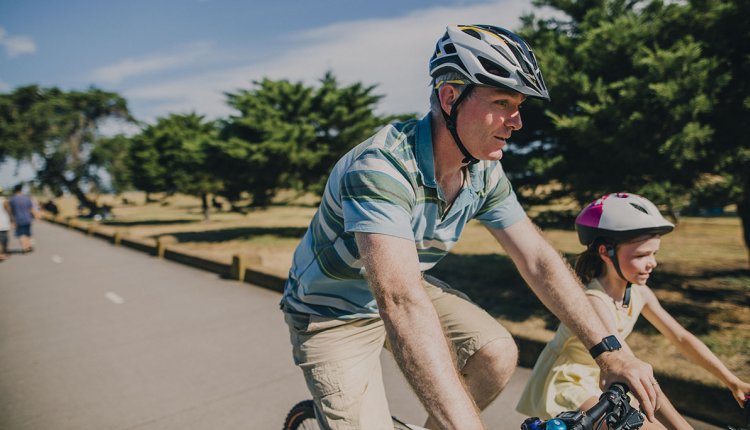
[283,275,512,429]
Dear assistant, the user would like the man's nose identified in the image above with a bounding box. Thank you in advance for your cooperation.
[507,110,522,131]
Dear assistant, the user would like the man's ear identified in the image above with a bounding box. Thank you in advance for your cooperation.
[438,84,459,115]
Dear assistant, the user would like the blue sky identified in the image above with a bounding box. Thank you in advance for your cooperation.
[1,0,543,187]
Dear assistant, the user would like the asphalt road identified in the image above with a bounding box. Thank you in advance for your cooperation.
[0,221,720,430]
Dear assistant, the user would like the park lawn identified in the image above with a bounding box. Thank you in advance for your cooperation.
[58,192,749,385]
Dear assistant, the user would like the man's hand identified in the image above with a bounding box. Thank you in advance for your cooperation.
[597,350,662,422]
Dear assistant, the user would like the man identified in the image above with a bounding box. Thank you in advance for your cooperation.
[280,25,662,429]
[7,184,40,253]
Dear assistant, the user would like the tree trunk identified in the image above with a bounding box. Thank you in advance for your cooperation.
[67,181,97,214]
[201,192,209,221]
[738,178,750,268]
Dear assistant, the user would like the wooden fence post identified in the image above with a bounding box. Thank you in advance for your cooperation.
[156,237,166,259]
[230,255,246,282]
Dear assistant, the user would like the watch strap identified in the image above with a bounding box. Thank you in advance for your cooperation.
[589,335,621,359]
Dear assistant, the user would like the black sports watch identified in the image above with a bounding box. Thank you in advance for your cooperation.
[589,335,622,359]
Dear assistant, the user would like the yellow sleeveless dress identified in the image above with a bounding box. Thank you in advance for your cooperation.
[515,279,644,419]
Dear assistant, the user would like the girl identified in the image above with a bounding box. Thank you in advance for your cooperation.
[516,192,750,429]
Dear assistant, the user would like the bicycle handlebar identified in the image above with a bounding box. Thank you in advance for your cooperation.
[521,383,644,430]
[727,396,750,430]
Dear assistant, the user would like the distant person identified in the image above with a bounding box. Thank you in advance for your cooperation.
[8,184,40,254]
[0,188,10,261]
[516,193,750,429]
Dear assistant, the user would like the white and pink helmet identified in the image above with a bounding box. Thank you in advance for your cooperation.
[575,193,675,246]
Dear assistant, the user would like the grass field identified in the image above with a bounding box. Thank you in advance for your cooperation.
[54,192,750,385]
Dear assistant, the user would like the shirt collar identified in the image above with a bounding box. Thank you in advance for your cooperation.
[415,114,437,188]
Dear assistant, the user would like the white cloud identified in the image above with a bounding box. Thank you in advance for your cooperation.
[123,0,537,121]
[0,27,36,58]
[90,41,217,84]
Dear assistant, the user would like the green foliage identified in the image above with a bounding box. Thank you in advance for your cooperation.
[129,113,221,199]
[215,72,410,207]
[91,134,132,193]
[516,0,750,262]
[0,85,132,206]
[517,0,735,198]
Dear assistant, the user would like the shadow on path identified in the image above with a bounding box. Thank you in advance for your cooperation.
[154,226,308,243]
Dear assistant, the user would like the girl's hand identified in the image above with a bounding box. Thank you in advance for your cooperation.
[728,378,750,407]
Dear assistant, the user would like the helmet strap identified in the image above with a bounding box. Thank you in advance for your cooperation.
[435,84,479,165]
[605,244,632,308]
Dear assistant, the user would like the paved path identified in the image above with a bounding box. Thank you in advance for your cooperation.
[0,222,720,429]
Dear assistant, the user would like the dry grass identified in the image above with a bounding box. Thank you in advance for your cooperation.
[55,192,749,384]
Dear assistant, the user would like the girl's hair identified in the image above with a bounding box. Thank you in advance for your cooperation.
[574,238,608,284]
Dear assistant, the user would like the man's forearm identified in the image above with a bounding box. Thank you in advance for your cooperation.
[520,242,610,349]
[379,289,485,430]
[357,232,485,429]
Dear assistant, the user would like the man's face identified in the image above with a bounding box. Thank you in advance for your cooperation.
[454,86,524,161]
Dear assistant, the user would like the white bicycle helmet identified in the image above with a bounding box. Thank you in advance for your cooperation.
[575,193,674,307]
[575,192,674,246]
[429,24,550,101]
[429,25,550,165]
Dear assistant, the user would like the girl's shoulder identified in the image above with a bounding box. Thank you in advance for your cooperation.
[634,283,658,305]
[584,279,612,299]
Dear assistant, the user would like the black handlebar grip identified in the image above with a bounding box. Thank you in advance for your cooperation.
[585,390,617,422]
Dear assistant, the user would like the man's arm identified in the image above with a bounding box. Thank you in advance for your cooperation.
[487,217,662,422]
[356,232,486,430]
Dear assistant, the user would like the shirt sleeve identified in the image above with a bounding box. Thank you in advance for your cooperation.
[475,171,527,229]
[341,149,416,240]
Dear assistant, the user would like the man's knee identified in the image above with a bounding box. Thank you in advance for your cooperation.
[465,337,518,381]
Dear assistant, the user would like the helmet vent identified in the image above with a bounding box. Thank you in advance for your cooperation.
[478,57,510,78]
[629,202,649,214]
[462,28,482,40]
[444,43,456,54]
[491,45,517,66]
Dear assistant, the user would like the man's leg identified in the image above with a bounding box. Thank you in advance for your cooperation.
[422,276,518,426]
[283,311,392,430]
[16,224,32,252]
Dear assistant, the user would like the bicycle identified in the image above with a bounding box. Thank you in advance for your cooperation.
[728,395,750,430]
[284,383,643,430]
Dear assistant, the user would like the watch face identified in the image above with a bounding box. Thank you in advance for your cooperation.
[604,335,621,350]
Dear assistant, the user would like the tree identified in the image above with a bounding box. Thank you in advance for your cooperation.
[515,0,750,263]
[91,134,133,194]
[215,72,410,208]
[0,85,133,210]
[129,113,221,219]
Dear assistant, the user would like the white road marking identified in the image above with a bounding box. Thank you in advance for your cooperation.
[51,255,63,263]
[105,292,125,304]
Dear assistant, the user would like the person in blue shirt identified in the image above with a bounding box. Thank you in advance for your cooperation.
[8,184,40,254]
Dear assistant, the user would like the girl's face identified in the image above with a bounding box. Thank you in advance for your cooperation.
[605,236,661,285]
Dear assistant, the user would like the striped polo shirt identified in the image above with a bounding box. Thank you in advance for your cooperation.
[280,114,526,318]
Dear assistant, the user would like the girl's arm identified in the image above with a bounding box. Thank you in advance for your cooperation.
[639,284,750,407]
